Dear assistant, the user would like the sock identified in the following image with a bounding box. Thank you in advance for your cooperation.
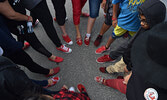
[86,33,91,38]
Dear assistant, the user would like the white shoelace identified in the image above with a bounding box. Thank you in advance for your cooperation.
[62,45,68,51]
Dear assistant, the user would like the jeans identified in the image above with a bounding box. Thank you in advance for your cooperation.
[89,0,102,18]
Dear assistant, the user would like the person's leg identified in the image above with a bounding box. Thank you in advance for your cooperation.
[31,0,62,47]
[51,0,73,45]
[6,50,50,75]
[86,0,102,34]
[71,0,83,45]
[106,57,126,73]
[105,79,127,94]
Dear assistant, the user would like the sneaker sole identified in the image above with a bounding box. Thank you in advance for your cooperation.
[96,59,116,64]
[66,41,73,45]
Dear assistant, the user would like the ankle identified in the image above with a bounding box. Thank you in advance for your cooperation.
[86,33,91,38]
[105,45,109,49]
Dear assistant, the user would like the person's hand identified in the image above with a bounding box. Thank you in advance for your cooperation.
[123,72,132,85]
[101,0,106,9]
[112,20,117,28]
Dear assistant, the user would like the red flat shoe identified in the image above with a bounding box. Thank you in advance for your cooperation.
[48,56,64,63]
[44,76,60,88]
[22,42,30,50]
[76,38,82,46]
[46,67,60,77]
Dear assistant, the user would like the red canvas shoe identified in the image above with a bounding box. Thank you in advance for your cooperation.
[81,12,89,17]
[44,76,60,88]
[95,45,110,54]
[94,35,103,47]
[96,55,115,63]
[46,67,60,77]
[94,76,106,84]
[48,56,64,63]
[62,35,73,45]
[77,84,87,93]
[99,67,108,73]
[84,35,91,46]
[22,42,30,50]
[76,38,82,46]
[56,45,72,53]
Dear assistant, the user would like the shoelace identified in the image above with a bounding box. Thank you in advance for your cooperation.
[62,45,68,51]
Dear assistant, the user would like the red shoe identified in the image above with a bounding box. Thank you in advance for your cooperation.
[46,67,60,77]
[96,55,115,63]
[99,67,108,73]
[62,35,73,45]
[53,17,57,22]
[94,76,106,84]
[81,12,89,17]
[77,84,87,93]
[94,35,103,47]
[44,76,60,88]
[48,56,64,63]
[22,42,30,50]
[32,19,39,28]
[76,38,82,46]
[95,45,110,54]
[84,35,91,46]
[56,45,72,53]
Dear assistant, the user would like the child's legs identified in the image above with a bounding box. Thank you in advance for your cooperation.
[112,25,128,39]
[105,79,127,94]
[81,0,87,9]
[106,57,126,73]
[72,0,82,25]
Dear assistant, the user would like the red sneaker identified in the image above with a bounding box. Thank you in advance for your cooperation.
[62,35,73,45]
[46,67,60,77]
[32,19,39,28]
[48,56,64,63]
[84,35,91,46]
[81,13,89,17]
[56,45,72,53]
[76,38,82,46]
[95,45,110,54]
[96,55,115,63]
[94,35,103,47]
[22,42,30,50]
[77,84,87,93]
[44,76,60,88]
[94,76,106,84]
[99,67,108,73]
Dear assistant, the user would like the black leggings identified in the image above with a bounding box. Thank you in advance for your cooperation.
[51,0,66,26]
[31,0,62,47]
[7,1,52,58]
[6,50,49,75]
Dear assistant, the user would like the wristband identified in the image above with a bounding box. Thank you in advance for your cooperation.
[112,17,117,21]
[26,15,30,21]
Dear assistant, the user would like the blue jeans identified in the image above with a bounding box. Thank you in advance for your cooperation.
[89,0,102,18]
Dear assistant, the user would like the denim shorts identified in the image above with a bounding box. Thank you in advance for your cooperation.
[89,0,102,18]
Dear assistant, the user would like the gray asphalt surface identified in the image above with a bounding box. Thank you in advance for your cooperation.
[22,0,167,100]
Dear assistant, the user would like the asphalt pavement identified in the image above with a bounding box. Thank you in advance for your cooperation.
[22,0,167,100]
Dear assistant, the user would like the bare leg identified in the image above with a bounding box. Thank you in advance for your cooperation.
[75,25,81,38]
[105,36,115,48]
[86,17,96,34]
[99,23,111,36]
[59,25,68,36]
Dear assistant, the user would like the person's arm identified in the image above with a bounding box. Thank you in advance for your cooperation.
[0,0,32,22]
[112,3,119,28]
[101,0,106,9]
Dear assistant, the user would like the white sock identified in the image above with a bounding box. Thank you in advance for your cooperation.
[86,33,91,38]
[69,87,75,92]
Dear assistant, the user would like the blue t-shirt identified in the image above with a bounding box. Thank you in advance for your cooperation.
[112,0,145,32]
[0,15,23,56]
